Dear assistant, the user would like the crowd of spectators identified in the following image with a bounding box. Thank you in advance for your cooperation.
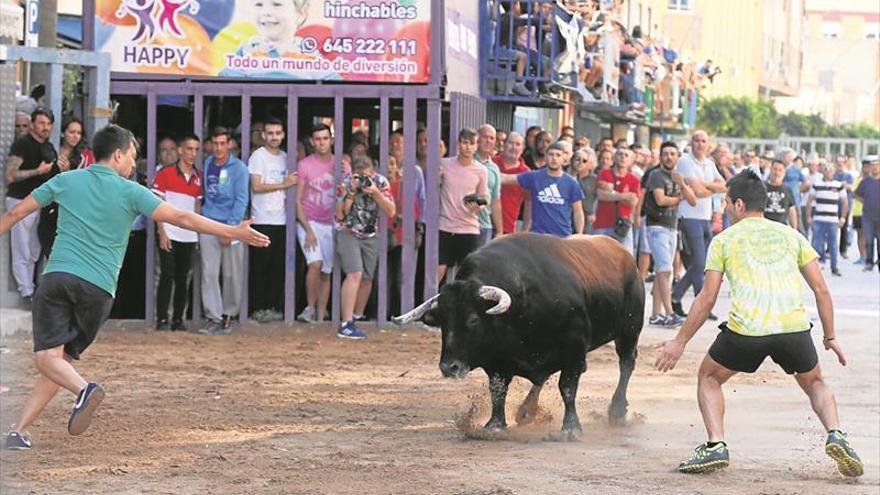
[488,0,721,125]
[5,105,879,339]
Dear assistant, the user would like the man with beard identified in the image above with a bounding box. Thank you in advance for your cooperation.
[5,107,56,305]
[643,142,696,327]
[500,142,584,236]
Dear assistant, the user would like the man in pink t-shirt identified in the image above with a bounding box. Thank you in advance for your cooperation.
[438,128,488,283]
[296,124,344,323]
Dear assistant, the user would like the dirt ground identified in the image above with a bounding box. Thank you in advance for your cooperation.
[1,288,878,494]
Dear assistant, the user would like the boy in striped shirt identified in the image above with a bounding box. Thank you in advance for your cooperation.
[806,163,849,277]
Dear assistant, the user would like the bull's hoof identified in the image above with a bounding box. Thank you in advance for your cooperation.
[548,425,582,442]
[608,413,627,426]
[608,403,628,426]
[483,418,507,431]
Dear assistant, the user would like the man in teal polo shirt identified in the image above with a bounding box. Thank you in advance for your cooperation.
[0,125,269,450]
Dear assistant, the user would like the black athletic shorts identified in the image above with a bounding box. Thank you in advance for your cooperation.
[32,272,114,360]
[708,322,818,374]
[852,216,862,230]
[438,230,481,268]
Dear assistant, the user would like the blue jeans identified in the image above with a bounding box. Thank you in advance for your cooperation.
[811,221,839,270]
[595,227,634,257]
[673,218,712,301]
[861,218,880,267]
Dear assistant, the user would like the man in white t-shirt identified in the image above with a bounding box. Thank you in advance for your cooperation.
[249,117,297,322]
[671,130,726,319]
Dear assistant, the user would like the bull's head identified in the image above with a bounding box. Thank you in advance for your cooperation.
[392,281,512,379]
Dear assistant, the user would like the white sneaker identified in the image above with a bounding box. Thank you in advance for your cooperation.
[296,307,316,323]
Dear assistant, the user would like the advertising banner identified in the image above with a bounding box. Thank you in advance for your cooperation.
[94,0,432,82]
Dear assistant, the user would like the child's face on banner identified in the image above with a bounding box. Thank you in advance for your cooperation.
[252,0,297,42]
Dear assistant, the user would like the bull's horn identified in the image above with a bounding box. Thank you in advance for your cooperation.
[479,286,511,315]
[391,294,440,325]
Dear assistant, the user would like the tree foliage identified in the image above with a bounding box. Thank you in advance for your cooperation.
[697,96,880,139]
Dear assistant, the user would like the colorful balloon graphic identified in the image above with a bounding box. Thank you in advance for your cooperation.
[96,0,137,26]
[384,21,431,83]
[331,0,406,81]
[190,0,234,39]
[136,14,213,75]
[210,22,259,73]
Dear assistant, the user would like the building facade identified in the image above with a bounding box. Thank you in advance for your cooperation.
[774,0,880,126]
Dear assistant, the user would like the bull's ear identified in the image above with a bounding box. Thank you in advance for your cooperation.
[422,308,440,327]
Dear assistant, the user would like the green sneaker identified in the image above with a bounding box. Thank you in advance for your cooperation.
[825,430,863,478]
[678,442,730,474]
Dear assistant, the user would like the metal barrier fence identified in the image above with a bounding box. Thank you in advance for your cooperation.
[715,136,880,160]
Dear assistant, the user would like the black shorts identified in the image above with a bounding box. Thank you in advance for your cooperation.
[438,230,481,268]
[852,216,862,230]
[32,272,114,360]
[708,323,818,374]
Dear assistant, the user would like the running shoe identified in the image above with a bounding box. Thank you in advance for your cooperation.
[825,430,863,478]
[338,320,367,340]
[648,315,666,326]
[5,431,31,450]
[677,442,729,474]
[197,320,221,335]
[297,306,316,323]
[831,268,842,277]
[265,309,284,322]
[171,319,187,332]
[252,309,271,323]
[68,383,105,436]
[155,318,170,331]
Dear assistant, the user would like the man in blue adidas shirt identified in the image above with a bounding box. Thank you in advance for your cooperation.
[0,125,269,450]
[500,141,584,236]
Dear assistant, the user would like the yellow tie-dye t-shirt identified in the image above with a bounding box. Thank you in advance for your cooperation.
[705,216,819,336]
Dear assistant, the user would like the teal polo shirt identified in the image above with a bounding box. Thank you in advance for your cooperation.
[32,164,162,296]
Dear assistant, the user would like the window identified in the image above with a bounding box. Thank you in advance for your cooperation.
[820,21,840,38]
[668,0,691,11]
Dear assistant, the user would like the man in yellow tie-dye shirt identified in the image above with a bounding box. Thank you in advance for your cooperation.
[654,169,863,478]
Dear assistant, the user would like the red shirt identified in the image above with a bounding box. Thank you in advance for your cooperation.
[493,155,530,233]
[594,168,641,229]
[151,164,203,201]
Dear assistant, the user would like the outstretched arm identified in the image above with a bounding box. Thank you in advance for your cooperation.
[0,195,41,235]
[655,269,723,372]
[151,203,269,247]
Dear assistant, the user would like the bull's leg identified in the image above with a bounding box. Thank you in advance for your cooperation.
[515,379,547,425]
[484,372,512,431]
[558,364,585,440]
[609,333,639,425]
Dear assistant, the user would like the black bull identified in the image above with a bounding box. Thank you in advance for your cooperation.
[394,234,645,439]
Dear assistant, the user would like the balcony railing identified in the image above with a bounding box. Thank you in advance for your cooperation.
[479,1,634,107]
[480,0,696,127]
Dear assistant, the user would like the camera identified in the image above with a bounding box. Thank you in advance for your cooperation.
[353,173,373,192]
[463,193,488,206]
